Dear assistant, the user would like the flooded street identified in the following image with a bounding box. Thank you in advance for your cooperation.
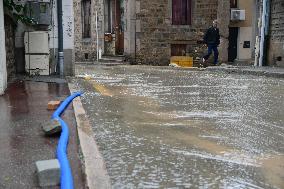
[72,65,284,188]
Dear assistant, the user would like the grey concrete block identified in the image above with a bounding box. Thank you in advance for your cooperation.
[36,159,60,187]
[42,119,62,136]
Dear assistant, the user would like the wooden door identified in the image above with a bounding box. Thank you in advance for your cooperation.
[228,27,238,62]
[114,0,124,55]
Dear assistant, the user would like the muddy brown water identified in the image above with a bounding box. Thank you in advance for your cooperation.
[73,65,284,188]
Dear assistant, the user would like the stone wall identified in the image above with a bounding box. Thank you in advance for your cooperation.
[4,15,16,81]
[268,0,284,67]
[217,0,230,63]
[74,0,104,62]
[74,0,219,65]
[133,0,218,65]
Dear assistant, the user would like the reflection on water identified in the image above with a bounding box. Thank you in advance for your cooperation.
[74,65,284,188]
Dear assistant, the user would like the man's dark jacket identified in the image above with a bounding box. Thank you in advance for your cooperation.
[203,26,220,46]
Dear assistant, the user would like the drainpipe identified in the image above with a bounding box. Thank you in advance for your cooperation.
[258,0,270,67]
[57,0,64,76]
[263,0,271,66]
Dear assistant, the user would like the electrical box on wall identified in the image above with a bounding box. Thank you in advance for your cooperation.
[24,31,50,75]
[231,9,245,21]
[26,1,51,25]
[24,31,49,54]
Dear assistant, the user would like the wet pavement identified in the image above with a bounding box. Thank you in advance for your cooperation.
[0,80,85,188]
[72,64,284,189]
[207,65,284,78]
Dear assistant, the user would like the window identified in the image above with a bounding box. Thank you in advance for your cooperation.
[230,0,237,8]
[171,44,187,56]
[172,0,192,25]
[39,3,47,13]
[82,0,91,38]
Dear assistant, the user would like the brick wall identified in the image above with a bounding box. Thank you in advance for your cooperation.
[133,0,218,65]
[268,0,284,67]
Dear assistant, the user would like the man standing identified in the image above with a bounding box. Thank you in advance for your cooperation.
[203,20,220,65]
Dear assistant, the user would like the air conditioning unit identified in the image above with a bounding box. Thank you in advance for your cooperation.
[231,9,245,21]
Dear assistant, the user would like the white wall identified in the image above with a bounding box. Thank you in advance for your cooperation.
[237,27,253,60]
[62,0,74,50]
[49,0,58,49]
[0,0,7,95]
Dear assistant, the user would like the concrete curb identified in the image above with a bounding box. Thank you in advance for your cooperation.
[75,63,284,78]
[68,83,112,189]
[119,64,284,78]
[158,65,284,78]
[206,66,284,78]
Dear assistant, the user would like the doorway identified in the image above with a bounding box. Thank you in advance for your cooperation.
[114,0,124,55]
[104,0,124,55]
[228,27,238,63]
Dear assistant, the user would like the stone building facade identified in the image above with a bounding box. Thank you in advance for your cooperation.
[267,0,284,67]
[74,0,219,65]
[73,0,283,67]
[133,0,218,65]
[74,0,104,62]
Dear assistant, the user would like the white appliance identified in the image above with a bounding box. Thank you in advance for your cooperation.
[24,31,49,75]
[231,9,245,21]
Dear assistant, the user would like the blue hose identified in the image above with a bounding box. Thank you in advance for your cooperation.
[52,92,82,189]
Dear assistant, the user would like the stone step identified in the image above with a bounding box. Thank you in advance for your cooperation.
[100,55,125,62]
[99,58,124,63]
[99,62,126,66]
[233,59,252,66]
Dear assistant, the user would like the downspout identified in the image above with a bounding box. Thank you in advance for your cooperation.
[57,0,64,76]
[258,0,270,67]
[263,0,270,66]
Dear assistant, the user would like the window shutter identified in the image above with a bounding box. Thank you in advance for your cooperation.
[172,0,191,25]
[172,0,181,25]
[186,0,191,25]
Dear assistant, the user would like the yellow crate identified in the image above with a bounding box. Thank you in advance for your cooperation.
[170,56,193,67]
